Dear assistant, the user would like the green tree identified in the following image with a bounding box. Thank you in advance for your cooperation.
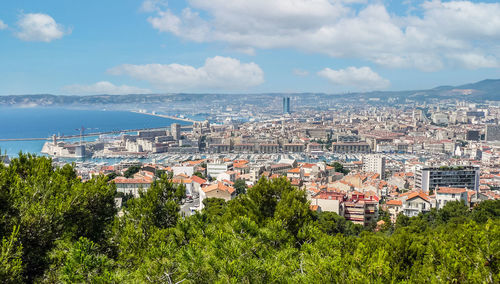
[471,199,500,223]
[247,177,292,222]
[125,175,185,230]
[115,192,134,208]
[202,198,227,219]
[0,226,24,284]
[123,165,140,178]
[274,188,312,238]
[106,172,118,181]
[329,162,349,175]
[53,237,116,283]
[234,179,247,195]
[317,211,348,235]
[437,200,469,225]
[0,154,117,282]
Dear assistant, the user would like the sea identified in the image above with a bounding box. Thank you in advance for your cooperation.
[0,107,190,157]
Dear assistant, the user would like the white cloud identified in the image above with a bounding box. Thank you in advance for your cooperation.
[140,0,168,12]
[108,56,264,91]
[318,66,390,91]
[62,81,152,95]
[0,20,7,30]
[16,13,70,42]
[293,68,309,76]
[143,0,500,71]
[446,52,499,69]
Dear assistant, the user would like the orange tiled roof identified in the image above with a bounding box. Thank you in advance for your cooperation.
[407,191,430,201]
[386,199,402,206]
[437,187,467,194]
[191,175,207,185]
[310,205,320,211]
[202,182,235,194]
[113,177,152,184]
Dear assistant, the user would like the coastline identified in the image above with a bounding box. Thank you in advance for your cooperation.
[0,107,192,156]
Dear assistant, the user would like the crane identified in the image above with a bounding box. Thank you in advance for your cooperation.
[75,126,86,146]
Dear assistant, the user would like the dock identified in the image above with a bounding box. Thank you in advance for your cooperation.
[0,124,192,142]
[131,111,196,123]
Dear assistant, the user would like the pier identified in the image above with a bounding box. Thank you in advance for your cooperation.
[131,111,196,123]
[0,125,193,142]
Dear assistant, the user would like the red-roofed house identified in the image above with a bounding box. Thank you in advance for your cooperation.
[385,199,402,223]
[113,176,153,197]
[310,191,345,215]
[191,175,208,196]
[201,182,236,203]
[436,187,468,209]
[287,167,303,179]
[403,191,431,217]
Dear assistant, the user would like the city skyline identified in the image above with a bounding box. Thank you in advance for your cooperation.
[1,0,500,95]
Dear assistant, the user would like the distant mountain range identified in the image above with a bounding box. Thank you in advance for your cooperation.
[342,79,500,102]
[0,79,499,107]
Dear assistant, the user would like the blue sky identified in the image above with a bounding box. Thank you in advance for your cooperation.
[0,0,499,95]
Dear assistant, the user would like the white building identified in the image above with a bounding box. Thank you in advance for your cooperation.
[172,166,195,177]
[432,113,449,125]
[113,177,152,197]
[207,163,231,178]
[402,192,431,217]
[435,187,468,209]
[362,155,386,179]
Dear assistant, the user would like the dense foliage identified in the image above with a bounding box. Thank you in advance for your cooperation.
[1,154,499,283]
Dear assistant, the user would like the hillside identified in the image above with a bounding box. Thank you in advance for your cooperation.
[0,79,499,107]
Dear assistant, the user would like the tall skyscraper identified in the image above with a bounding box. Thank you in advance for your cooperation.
[283,97,290,114]
[171,123,181,140]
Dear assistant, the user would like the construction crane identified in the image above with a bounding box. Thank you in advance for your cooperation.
[75,126,86,146]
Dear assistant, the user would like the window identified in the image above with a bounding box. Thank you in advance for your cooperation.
[452,194,455,198]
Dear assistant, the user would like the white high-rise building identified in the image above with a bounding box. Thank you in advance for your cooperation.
[362,155,386,179]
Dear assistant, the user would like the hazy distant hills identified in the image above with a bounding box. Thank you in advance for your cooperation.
[0,79,499,107]
[341,79,500,102]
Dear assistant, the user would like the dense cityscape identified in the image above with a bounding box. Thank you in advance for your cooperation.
[3,94,500,282]
[2,0,500,282]
[30,95,499,224]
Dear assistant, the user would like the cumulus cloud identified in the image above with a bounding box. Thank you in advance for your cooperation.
[16,13,70,42]
[0,20,7,30]
[108,56,264,91]
[143,0,500,71]
[62,81,152,95]
[318,66,390,91]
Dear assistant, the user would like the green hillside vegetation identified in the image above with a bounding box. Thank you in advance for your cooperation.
[1,154,499,283]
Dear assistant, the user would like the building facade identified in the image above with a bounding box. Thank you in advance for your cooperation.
[362,155,386,179]
[171,123,181,141]
[283,97,291,114]
[435,187,468,209]
[415,165,480,192]
[485,125,500,141]
[332,142,371,153]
